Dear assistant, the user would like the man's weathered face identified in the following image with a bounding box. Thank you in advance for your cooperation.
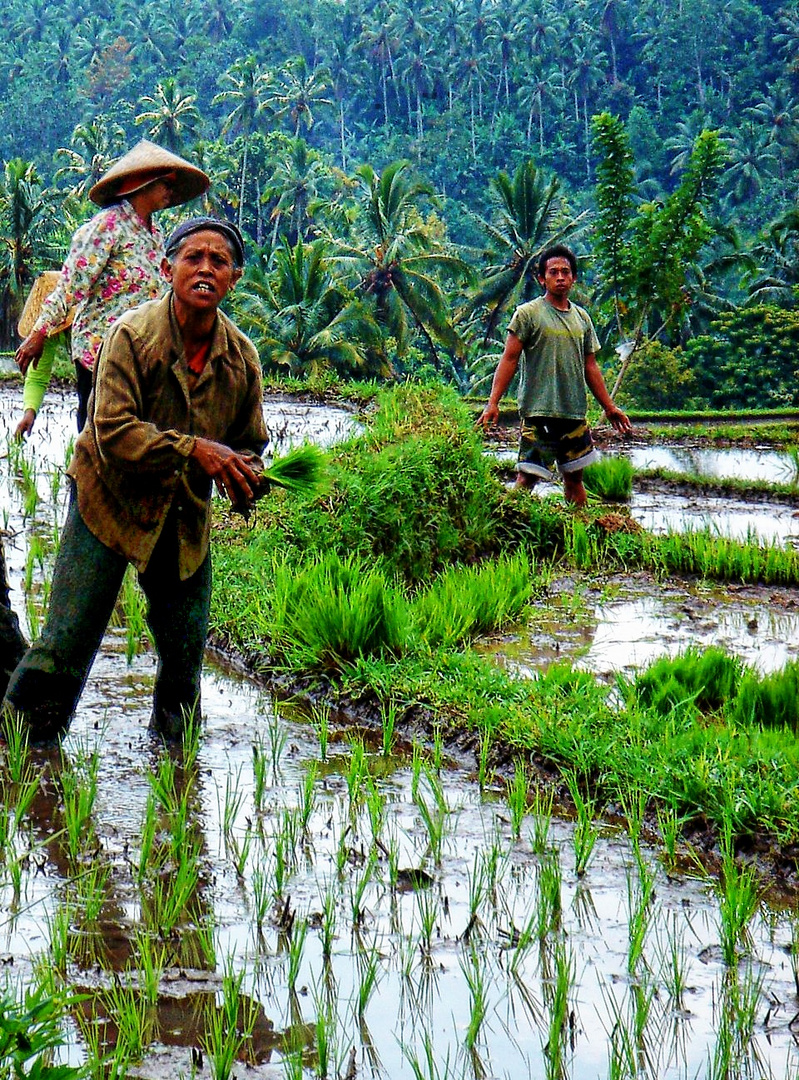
[538,257,575,299]
[162,230,241,313]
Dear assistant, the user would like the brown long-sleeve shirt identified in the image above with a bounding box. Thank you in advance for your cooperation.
[68,292,268,580]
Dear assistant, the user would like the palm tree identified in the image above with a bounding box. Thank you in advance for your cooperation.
[396,44,438,142]
[745,88,799,177]
[44,26,74,86]
[0,160,54,346]
[188,0,237,43]
[54,117,127,199]
[664,113,710,174]
[318,34,356,169]
[519,61,562,155]
[135,78,200,154]
[267,57,334,139]
[323,160,466,363]
[356,9,402,128]
[212,57,272,231]
[122,7,171,66]
[234,238,386,379]
[73,16,112,69]
[722,123,778,205]
[466,158,589,342]
[514,0,562,61]
[567,41,608,179]
[459,49,489,159]
[741,208,799,306]
[262,138,329,246]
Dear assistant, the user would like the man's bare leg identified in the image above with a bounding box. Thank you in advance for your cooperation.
[563,469,587,507]
[515,471,539,491]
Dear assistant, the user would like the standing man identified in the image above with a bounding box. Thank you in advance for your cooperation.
[476,244,631,506]
[3,218,268,742]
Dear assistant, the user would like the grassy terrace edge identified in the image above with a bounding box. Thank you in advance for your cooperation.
[206,383,799,881]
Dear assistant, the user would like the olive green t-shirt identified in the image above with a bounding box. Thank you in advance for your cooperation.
[508,296,601,419]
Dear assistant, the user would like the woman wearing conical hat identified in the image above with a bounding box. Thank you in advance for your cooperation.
[14,140,209,436]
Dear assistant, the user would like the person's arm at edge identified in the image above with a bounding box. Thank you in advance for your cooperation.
[475,332,524,429]
[15,336,59,438]
[584,353,632,435]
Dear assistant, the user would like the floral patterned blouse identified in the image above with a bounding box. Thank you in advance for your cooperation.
[33,199,165,372]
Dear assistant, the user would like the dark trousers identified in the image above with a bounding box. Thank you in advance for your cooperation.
[0,540,27,701]
[75,360,93,433]
[2,492,211,741]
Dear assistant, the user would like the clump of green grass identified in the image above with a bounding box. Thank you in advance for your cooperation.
[410,552,532,649]
[583,456,634,501]
[259,444,330,496]
[730,660,799,731]
[270,550,410,671]
[631,647,744,717]
[646,528,799,586]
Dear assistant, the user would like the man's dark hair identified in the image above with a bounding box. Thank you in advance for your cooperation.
[537,244,577,278]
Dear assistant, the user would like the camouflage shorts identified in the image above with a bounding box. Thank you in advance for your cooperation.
[517,416,600,480]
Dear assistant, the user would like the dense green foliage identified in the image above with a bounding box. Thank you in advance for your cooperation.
[1,0,798,409]
[684,306,799,409]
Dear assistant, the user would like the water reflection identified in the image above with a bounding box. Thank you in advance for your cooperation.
[483,581,799,678]
[627,445,799,485]
[630,489,799,546]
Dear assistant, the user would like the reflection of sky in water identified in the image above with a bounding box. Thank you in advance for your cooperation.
[627,444,799,484]
[492,588,799,681]
[581,596,799,675]
[494,444,799,484]
[631,488,799,546]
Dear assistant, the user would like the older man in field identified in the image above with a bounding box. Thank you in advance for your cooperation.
[3,217,268,741]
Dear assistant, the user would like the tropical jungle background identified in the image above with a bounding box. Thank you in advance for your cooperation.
[0,0,796,410]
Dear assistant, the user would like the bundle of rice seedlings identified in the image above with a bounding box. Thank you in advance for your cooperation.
[259,444,329,495]
[231,444,329,518]
[583,455,634,501]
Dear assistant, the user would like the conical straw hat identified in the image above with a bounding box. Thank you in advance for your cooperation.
[18,272,75,338]
[89,140,209,208]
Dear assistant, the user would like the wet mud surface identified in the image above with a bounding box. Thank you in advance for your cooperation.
[4,387,799,1078]
[479,572,799,678]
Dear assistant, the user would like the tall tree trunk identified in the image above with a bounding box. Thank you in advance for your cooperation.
[584,99,591,181]
[238,140,248,233]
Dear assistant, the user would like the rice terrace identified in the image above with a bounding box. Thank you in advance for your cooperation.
[2,379,799,1080]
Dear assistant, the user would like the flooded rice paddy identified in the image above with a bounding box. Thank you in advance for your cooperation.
[627,445,799,485]
[493,445,799,547]
[3,386,799,1078]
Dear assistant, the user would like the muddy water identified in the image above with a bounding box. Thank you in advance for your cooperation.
[480,574,799,679]
[4,389,799,1078]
